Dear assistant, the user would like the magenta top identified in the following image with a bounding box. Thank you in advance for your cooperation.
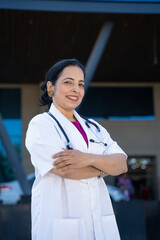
[72,121,88,147]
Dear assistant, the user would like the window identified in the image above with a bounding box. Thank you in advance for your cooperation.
[79,87,154,120]
[127,156,156,200]
[0,88,21,182]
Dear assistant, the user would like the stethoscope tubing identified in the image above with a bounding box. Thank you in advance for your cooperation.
[47,111,70,143]
[47,111,106,150]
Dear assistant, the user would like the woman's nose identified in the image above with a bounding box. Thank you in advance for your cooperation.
[72,84,79,92]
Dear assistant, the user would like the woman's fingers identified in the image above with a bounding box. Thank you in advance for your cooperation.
[52,150,70,166]
[52,149,89,170]
[54,156,70,166]
[53,149,78,159]
[56,163,71,171]
[52,151,68,159]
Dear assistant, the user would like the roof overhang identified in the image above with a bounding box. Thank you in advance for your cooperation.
[0,0,160,14]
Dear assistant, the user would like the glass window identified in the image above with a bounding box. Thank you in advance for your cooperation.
[105,156,156,201]
[79,87,154,120]
[126,157,156,200]
[0,88,21,182]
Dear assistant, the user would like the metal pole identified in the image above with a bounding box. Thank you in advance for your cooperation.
[0,115,31,194]
[77,21,114,111]
[85,21,114,90]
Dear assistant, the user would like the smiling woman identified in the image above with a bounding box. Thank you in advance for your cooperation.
[25,58,127,240]
[40,59,85,108]
[46,65,85,121]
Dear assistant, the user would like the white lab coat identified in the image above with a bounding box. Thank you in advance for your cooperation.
[25,103,126,240]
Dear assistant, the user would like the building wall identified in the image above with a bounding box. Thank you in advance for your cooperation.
[0,83,46,175]
[1,83,160,199]
[99,83,160,199]
[22,84,46,174]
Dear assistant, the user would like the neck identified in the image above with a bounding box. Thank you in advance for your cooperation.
[53,103,77,122]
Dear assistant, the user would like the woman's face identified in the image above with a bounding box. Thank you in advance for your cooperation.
[48,65,85,115]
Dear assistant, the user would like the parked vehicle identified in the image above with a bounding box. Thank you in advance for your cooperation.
[106,184,125,202]
[0,174,125,204]
[0,173,34,204]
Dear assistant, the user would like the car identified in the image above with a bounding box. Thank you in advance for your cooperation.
[0,173,34,205]
[0,174,125,204]
[106,184,125,202]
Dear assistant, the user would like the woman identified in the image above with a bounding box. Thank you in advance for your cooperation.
[25,58,127,240]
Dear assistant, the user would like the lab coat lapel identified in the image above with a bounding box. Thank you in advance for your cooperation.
[66,122,88,151]
[66,111,88,151]
[49,103,70,128]
[74,111,104,155]
[49,104,88,151]
[73,111,91,151]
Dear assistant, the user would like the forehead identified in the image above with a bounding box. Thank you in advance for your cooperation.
[59,65,84,80]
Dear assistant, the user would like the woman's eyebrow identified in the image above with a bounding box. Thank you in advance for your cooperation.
[63,77,74,81]
[63,77,84,82]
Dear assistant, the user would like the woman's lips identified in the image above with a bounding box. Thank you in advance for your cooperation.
[66,95,78,102]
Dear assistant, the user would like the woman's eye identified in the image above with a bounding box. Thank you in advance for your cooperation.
[64,81,72,84]
[79,83,85,88]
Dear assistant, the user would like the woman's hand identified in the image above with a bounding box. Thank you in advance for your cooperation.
[52,149,127,176]
[52,148,92,171]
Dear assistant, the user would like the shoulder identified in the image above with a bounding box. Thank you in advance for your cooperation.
[26,114,44,134]
[27,112,54,133]
[28,112,51,126]
[26,112,59,142]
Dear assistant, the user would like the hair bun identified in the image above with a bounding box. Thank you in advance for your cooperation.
[40,82,47,91]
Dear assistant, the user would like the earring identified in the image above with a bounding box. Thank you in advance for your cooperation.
[48,90,54,97]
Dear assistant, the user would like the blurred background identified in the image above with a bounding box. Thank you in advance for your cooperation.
[0,0,160,239]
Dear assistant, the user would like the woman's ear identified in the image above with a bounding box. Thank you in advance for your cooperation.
[47,81,54,92]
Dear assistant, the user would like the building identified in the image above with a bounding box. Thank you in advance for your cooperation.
[0,0,160,200]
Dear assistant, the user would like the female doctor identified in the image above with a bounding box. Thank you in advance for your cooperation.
[25,58,128,240]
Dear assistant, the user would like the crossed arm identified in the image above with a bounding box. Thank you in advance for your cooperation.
[51,149,127,180]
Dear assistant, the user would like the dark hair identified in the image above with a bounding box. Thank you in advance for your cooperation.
[40,58,85,108]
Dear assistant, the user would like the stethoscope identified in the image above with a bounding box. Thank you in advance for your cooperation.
[47,111,107,150]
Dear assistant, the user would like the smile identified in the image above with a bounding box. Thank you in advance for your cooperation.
[66,95,78,102]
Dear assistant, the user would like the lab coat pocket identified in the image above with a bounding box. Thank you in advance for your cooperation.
[102,214,120,240]
[53,218,86,240]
